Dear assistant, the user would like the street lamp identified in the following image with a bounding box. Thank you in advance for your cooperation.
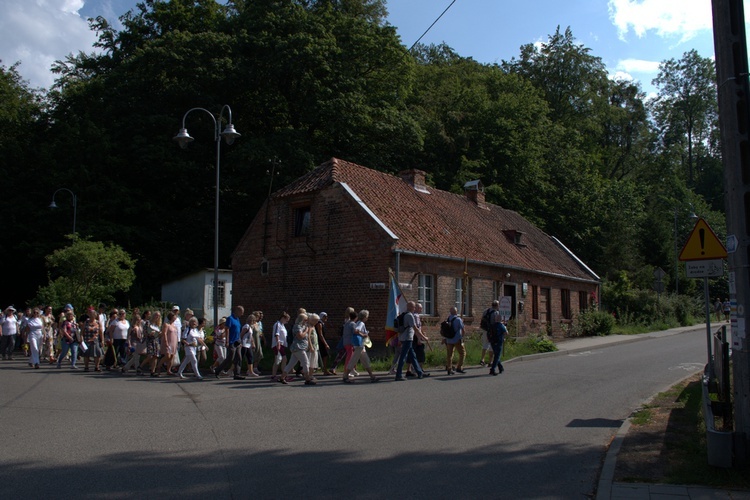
[174,105,240,329]
[673,207,698,295]
[49,188,77,234]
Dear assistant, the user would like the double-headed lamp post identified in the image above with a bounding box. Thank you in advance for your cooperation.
[673,207,698,295]
[49,188,77,234]
[173,105,240,329]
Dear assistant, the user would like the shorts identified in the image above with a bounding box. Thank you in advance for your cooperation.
[481,331,493,350]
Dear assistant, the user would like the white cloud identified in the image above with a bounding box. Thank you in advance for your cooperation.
[616,58,661,74]
[0,0,99,89]
[611,70,634,81]
[608,0,712,43]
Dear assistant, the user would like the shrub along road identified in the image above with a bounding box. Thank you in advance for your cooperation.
[0,327,706,498]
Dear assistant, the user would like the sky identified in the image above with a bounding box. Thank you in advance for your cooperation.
[0,0,737,97]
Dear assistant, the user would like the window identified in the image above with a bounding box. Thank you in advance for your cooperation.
[561,289,571,320]
[260,260,269,276]
[294,207,311,237]
[417,274,434,316]
[532,286,539,320]
[208,280,226,308]
[579,291,588,312]
[455,278,470,316]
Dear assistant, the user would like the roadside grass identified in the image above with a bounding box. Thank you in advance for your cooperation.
[627,377,750,488]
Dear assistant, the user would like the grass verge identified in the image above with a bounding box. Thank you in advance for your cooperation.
[615,374,750,488]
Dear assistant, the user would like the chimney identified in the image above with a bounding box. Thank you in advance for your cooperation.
[399,169,430,193]
[463,180,486,209]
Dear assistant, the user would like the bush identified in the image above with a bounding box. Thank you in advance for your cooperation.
[575,310,616,336]
[522,334,557,352]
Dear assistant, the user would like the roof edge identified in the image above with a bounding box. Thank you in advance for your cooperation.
[549,236,601,281]
[338,182,399,241]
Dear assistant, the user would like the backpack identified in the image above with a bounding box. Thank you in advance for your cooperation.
[395,312,407,334]
[480,308,494,332]
[440,317,456,338]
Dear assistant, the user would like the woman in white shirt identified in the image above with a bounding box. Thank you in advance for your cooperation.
[240,314,259,377]
[24,308,44,369]
[177,317,205,380]
[270,311,291,381]
[1,306,19,360]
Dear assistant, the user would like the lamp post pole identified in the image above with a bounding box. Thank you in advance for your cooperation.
[174,106,240,329]
[674,209,679,295]
[49,188,77,234]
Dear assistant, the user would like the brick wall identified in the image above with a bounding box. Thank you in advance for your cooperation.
[233,183,599,343]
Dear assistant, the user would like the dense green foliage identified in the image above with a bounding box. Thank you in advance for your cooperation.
[1,1,725,313]
[33,236,136,312]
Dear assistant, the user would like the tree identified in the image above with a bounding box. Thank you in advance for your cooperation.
[651,49,718,187]
[33,237,136,312]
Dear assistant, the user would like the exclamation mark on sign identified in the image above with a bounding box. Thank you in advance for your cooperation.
[699,228,705,255]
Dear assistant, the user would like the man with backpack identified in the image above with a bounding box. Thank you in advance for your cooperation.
[394,301,430,381]
[443,306,466,375]
[488,300,508,376]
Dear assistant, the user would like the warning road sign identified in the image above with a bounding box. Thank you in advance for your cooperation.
[678,218,728,261]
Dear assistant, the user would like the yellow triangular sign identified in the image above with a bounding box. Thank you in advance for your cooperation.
[679,218,727,261]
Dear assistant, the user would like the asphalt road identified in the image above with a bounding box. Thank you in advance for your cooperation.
[0,329,706,499]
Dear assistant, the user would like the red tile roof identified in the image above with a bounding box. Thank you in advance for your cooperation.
[274,158,598,282]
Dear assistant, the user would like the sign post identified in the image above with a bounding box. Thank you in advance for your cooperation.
[679,218,728,373]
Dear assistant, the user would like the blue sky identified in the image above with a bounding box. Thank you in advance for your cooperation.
[0,0,729,96]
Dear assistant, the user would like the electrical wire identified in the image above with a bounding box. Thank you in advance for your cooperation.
[408,0,458,52]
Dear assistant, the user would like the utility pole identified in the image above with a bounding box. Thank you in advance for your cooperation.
[712,0,750,463]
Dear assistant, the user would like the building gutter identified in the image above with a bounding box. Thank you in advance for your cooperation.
[393,248,600,285]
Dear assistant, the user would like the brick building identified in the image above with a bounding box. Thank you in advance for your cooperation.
[231,158,600,341]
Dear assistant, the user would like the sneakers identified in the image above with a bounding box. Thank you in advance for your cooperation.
[447,368,454,375]
[455,368,466,374]
[489,370,498,376]
[233,375,246,380]
[304,380,317,385]
[178,373,186,379]
[417,372,430,379]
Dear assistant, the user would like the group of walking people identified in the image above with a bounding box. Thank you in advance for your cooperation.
[1,298,510,382]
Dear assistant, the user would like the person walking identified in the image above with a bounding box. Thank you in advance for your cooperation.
[142,311,161,377]
[279,313,316,385]
[394,301,429,381]
[444,306,466,375]
[121,313,143,373]
[250,312,264,375]
[488,300,509,376]
[214,305,245,380]
[723,298,731,322]
[1,306,19,360]
[81,308,103,372]
[342,310,378,383]
[41,305,57,364]
[211,317,227,374]
[56,310,80,370]
[270,312,290,381]
[156,312,178,376]
[24,307,44,369]
[240,314,259,377]
[178,317,205,380]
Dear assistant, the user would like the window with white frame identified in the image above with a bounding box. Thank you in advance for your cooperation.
[455,277,470,315]
[417,274,434,316]
[208,280,226,308]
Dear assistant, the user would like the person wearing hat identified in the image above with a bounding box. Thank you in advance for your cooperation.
[1,306,19,360]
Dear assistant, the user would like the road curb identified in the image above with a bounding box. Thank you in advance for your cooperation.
[596,418,631,500]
